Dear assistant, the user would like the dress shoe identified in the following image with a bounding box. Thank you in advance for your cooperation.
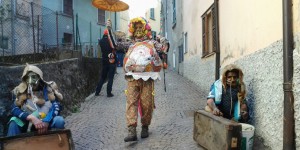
[107,93,114,97]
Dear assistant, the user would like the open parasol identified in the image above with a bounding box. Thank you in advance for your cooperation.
[92,0,129,12]
[92,0,129,49]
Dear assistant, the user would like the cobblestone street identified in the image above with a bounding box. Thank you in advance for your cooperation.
[65,67,207,150]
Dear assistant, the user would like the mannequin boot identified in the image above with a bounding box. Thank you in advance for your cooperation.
[141,125,149,138]
[124,126,137,142]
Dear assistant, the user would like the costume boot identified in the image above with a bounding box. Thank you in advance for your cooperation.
[141,125,149,138]
[124,126,137,142]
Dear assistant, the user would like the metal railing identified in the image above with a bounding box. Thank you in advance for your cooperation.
[81,42,101,58]
[0,0,77,65]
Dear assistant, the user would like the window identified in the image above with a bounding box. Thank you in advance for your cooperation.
[63,0,73,16]
[0,36,8,49]
[179,45,184,63]
[184,32,188,53]
[98,9,105,25]
[16,1,30,20]
[202,4,217,57]
[62,33,72,49]
[151,31,156,40]
[63,33,72,43]
[150,8,155,20]
[172,0,176,24]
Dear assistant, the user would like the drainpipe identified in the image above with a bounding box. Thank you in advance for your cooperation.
[214,0,220,80]
[115,12,117,31]
[282,0,295,149]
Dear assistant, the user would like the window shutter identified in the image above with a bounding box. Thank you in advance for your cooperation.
[172,0,176,23]
[202,16,207,56]
[179,45,183,63]
[98,9,105,25]
[150,8,155,19]
[211,5,216,52]
[63,0,73,16]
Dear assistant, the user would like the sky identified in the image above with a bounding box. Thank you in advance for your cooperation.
[122,0,159,19]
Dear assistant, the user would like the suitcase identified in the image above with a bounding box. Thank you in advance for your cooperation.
[193,110,242,150]
[0,129,74,150]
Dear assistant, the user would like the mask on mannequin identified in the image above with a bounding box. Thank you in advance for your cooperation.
[25,72,40,90]
[226,71,238,87]
[134,22,145,39]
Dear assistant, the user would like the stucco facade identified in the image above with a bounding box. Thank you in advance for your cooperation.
[182,0,215,94]
[145,0,161,38]
[118,10,130,36]
[73,0,101,44]
[0,0,43,55]
[161,0,183,74]
[164,0,300,149]
[43,0,129,45]
[218,0,282,66]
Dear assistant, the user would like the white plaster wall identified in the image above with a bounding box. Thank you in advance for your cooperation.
[146,0,161,34]
[294,34,300,149]
[182,0,213,58]
[119,10,130,34]
[181,0,215,98]
[219,0,282,66]
[293,0,300,33]
[235,41,283,149]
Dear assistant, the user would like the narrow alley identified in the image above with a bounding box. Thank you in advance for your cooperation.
[65,67,207,150]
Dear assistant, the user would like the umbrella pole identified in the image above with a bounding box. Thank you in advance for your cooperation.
[115,12,117,31]
[108,11,111,19]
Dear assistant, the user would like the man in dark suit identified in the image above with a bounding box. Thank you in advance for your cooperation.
[95,29,116,97]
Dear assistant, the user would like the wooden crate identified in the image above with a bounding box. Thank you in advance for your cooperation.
[194,110,242,150]
[0,129,74,150]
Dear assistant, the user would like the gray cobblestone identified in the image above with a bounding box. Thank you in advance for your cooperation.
[65,68,207,150]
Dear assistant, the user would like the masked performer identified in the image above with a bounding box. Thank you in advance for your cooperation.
[7,64,65,136]
[205,64,249,123]
[119,17,168,142]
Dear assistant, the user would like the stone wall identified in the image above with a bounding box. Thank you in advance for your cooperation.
[183,55,216,103]
[0,50,81,66]
[0,57,102,136]
[235,40,283,149]
[294,34,300,148]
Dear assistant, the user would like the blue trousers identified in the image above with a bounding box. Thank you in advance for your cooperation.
[7,116,65,136]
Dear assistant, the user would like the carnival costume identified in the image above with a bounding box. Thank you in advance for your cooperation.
[121,17,168,142]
